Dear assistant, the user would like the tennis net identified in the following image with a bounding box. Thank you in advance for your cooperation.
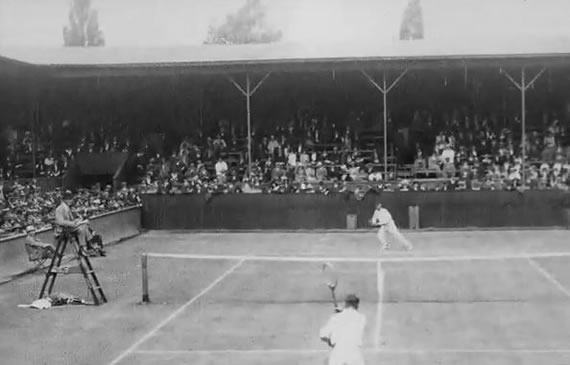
[139,252,570,306]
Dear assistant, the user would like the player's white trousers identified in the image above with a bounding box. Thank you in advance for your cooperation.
[377,221,412,249]
[328,346,365,365]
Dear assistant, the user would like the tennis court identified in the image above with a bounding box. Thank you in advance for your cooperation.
[1,230,570,365]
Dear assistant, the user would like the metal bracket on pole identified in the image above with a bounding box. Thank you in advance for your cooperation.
[524,68,546,91]
[360,69,408,94]
[250,72,271,96]
[500,68,523,90]
[228,76,247,96]
[228,72,271,98]
[386,69,408,93]
[360,68,408,179]
[500,67,545,92]
[227,72,271,177]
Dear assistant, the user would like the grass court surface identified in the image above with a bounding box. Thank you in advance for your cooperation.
[1,230,570,365]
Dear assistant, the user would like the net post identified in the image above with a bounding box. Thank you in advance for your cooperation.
[141,253,149,303]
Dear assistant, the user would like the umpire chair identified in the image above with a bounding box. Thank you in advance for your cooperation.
[38,227,107,305]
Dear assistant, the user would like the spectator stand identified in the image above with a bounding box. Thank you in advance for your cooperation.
[1,39,569,198]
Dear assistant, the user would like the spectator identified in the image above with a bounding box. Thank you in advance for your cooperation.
[427,151,440,172]
[25,225,55,260]
[316,162,328,182]
[414,148,426,171]
[442,157,456,178]
[286,148,297,167]
[368,168,382,182]
[215,158,228,181]
[542,131,557,162]
[271,163,285,182]
[267,135,280,159]
[299,149,310,165]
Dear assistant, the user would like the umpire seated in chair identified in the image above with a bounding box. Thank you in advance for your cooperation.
[54,191,106,257]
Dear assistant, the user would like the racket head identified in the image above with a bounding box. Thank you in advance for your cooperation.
[322,262,338,290]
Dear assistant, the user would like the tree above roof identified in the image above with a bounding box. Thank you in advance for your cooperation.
[63,0,105,47]
[204,0,282,45]
[400,0,424,41]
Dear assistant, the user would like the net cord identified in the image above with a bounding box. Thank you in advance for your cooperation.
[143,251,570,264]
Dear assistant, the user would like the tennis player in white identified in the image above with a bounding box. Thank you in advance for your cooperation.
[370,203,413,250]
[319,294,366,365]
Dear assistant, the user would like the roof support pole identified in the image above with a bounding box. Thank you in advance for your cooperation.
[360,68,408,179]
[500,67,545,188]
[228,72,271,177]
[383,75,388,179]
[26,79,41,180]
[32,101,38,179]
[198,87,204,130]
[521,69,526,187]
[246,75,252,176]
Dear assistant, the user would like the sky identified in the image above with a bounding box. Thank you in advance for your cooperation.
[1,0,570,47]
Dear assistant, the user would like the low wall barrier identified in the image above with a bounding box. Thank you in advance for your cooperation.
[141,191,570,230]
[0,206,142,284]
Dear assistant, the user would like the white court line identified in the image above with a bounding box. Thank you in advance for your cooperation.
[527,258,570,298]
[135,349,327,355]
[373,260,384,348]
[146,251,570,264]
[108,258,246,365]
[133,348,570,355]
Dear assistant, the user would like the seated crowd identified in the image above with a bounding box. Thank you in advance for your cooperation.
[138,118,392,195]
[139,112,569,194]
[0,182,140,240]
[412,112,569,191]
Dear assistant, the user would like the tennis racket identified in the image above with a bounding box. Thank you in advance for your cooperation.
[322,262,338,307]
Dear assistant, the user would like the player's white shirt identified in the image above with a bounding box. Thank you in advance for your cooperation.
[372,208,393,226]
[319,308,366,349]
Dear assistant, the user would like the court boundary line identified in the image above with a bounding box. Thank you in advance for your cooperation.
[527,258,570,298]
[108,258,246,365]
[145,251,570,264]
[373,261,384,348]
[133,348,570,355]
